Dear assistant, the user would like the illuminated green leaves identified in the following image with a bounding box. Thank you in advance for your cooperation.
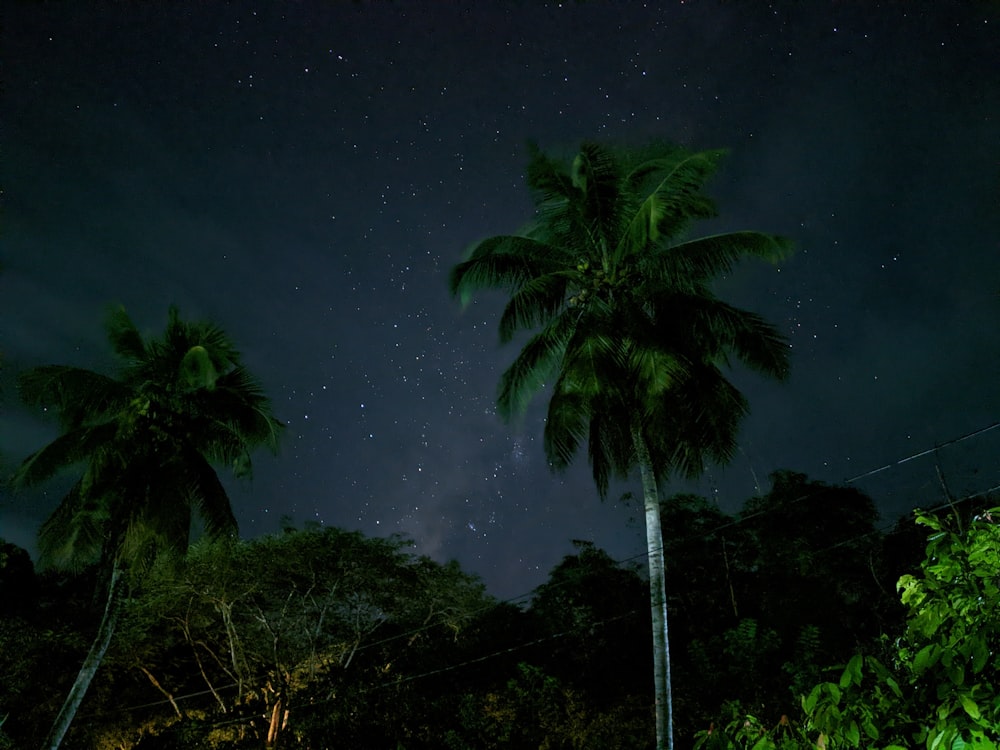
[803,510,1000,748]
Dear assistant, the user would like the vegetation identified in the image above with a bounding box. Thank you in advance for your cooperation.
[449,139,791,749]
[10,306,283,749]
[803,509,1000,749]
[6,142,990,750]
[8,472,992,748]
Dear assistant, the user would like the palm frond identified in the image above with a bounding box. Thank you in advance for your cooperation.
[616,149,723,262]
[573,141,625,246]
[153,306,240,377]
[624,341,689,399]
[621,140,690,188]
[543,387,589,471]
[497,312,576,420]
[17,366,128,429]
[587,408,634,498]
[105,305,148,365]
[498,271,571,343]
[727,310,791,380]
[196,366,284,459]
[189,319,242,371]
[12,423,119,488]
[525,141,576,207]
[449,236,563,306]
[664,295,790,379]
[559,323,622,401]
[180,448,238,537]
[37,479,110,571]
[649,366,748,479]
[117,479,192,574]
[661,231,793,284]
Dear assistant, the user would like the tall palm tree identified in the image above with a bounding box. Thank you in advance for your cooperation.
[12,305,283,750]
[449,141,791,750]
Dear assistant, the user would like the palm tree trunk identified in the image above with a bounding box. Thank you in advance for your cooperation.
[41,563,123,750]
[633,424,673,750]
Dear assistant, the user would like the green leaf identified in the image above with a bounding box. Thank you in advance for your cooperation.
[959,693,981,720]
[845,720,860,745]
[861,716,879,740]
[839,653,863,688]
[803,685,821,714]
[947,661,966,687]
[914,643,940,672]
[971,637,989,674]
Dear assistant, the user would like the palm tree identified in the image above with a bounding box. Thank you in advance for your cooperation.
[12,305,283,750]
[449,141,791,750]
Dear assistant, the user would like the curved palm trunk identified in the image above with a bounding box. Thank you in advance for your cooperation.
[42,563,123,750]
[633,424,673,750]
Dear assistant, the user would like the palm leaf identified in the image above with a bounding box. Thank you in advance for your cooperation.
[18,366,127,429]
[12,423,119,488]
[616,149,723,262]
[189,319,242,371]
[662,231,793,284]
[118,478,192,573]
[196,366,284,459]
[497,271,571,343]
[586,407,635,497]
[662,295,790,379]
[177,447,238,537]
[497,312,576,420]
[649,366,748,479]
[624,341,688,400]
[37,479,110,571]
[559,323,621,401]
[525,141,576,207]
[573,141,625,246]
[449,236,562,306]
[544,387,589,470]
[105,305,148,365]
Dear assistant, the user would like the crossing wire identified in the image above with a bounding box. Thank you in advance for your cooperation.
[70,418,1000,729]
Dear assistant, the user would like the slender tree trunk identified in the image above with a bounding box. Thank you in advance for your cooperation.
[266,694,283,747]
[633,424,673,750]
[137,665,183,719]
[41,563,123,750]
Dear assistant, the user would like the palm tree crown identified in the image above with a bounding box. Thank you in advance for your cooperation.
[14,305,283,572]
[451,140,791,491]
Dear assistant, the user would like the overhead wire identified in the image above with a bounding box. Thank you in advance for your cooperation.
[66,419,1000,731]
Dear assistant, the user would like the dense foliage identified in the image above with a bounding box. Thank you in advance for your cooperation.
[4,471,958,749]
[804,508,1000,749]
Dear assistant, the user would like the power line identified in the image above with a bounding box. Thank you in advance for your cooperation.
[53,420,1000,733]
[843,420,1000,484]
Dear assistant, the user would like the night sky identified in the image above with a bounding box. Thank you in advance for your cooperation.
[3,2,998,600]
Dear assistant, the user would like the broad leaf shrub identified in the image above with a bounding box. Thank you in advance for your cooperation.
[692,702,812,749]
[804,509,1000,749]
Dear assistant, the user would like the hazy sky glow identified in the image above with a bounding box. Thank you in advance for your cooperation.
[3,2,998,598]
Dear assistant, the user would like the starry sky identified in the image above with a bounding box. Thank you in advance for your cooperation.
[2,2,998,600]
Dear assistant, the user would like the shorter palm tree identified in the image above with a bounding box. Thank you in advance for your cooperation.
[13,305,283,750]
